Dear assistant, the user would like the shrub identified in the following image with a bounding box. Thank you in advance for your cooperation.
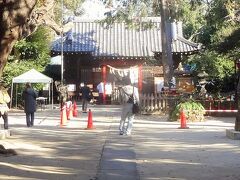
[170,100,205,122]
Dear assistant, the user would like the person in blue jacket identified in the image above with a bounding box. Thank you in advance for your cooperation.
[22,82,38,127]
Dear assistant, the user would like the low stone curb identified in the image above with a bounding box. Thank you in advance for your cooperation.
[226,129,240,140]
[0,130,11,140]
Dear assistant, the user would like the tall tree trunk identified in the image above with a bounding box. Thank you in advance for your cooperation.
[0,37,17,78]
[0,0,62,78]
[0,0,37,77]
[235,72,240,131]
[160,0,173,87]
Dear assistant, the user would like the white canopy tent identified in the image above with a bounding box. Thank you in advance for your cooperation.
[10,69,54,109]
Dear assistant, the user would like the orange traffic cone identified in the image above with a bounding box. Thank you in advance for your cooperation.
[179,109,189,129]
[66,102,70,120]
[73,101,78,117]
[68,102,73,119]
[60,105,67,127]
[66,101,73,120]
[85,109,95,130]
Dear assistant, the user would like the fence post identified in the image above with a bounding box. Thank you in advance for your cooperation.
[154,93,158,111]
[150,93,153,111]
[142,94,146,114]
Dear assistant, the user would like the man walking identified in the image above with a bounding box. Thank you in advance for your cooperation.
[119,77,139,136]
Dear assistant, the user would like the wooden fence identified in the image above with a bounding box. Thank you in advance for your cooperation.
[111,88,236,115]
[111,89,179,114]
[139,93,179,114]
[196,99,236,110]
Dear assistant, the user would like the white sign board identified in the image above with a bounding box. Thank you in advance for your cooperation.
[67,84,76,91]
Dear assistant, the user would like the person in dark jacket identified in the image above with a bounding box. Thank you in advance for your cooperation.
[22,82,38,127]
[79,83,92,113]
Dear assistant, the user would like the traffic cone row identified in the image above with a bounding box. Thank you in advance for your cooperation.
[60,101,78,127]
[59,101,95,130]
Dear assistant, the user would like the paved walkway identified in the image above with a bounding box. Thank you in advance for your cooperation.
[0,104,240,180]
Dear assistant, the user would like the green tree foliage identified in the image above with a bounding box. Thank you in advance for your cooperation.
[54,0,84,22]
[196,0,240,49]
[217,28,240,54]
[2,26,52,86]
[176,1,207,41]
[187,51,235,93]
[2,61,45,86]
[100,0,159,24]
[13,26,51,64]
[184,0,239,94]
[188,51,234,80]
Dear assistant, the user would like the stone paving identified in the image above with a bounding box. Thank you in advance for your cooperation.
[0,104,240,180]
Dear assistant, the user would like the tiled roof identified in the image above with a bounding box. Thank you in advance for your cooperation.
[51,18,201,58]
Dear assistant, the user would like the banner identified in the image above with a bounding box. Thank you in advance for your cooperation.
[107,65,139,84]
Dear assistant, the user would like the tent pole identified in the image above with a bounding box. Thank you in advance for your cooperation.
[48,83,50,108]
[15,84,18,108]
[10,81,13,109]
[51,82,54,109]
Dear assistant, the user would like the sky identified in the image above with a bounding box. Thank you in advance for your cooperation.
[78,0,125,19]
[80,0,107,19]
[77,0,127,19]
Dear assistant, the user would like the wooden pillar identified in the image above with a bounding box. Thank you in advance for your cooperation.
[102,65,107,104]
[138,64,143,93]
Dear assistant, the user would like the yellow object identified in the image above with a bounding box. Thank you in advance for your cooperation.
[0,89,10,104]
[0,89,10,114]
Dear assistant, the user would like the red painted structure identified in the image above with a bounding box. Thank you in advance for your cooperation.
[102,65,107,104]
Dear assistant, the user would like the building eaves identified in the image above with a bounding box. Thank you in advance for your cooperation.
[51,19,202,58]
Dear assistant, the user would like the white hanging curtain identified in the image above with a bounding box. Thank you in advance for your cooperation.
[107,65,139,84]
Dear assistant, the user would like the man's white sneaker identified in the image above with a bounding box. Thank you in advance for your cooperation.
[125,132,131,136]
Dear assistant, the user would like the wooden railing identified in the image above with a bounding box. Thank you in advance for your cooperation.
[140,93,179,114]
[111,89,179,114]
[111,89,236,115]
[111,89,121,104]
